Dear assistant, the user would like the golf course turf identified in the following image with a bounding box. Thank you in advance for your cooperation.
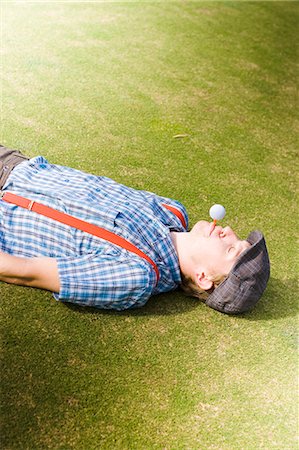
[1,1,298,449]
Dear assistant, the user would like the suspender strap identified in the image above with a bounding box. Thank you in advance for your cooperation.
[1,192,161,283]
[161,203,187,229]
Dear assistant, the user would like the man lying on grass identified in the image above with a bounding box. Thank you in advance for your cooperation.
[0,145,270,314]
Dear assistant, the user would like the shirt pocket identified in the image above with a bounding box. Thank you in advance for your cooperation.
[73,205,125,257]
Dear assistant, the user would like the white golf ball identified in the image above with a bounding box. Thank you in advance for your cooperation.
[209,204,226,220]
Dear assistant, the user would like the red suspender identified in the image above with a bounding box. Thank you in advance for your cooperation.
[1,193,185,284]
[161,203,187,229]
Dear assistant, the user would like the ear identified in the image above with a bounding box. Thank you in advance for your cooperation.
[196,272,213,291]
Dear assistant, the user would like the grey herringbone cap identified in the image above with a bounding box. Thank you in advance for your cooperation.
[206,230,270,314]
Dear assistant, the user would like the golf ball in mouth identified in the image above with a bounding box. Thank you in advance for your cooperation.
[209,204,226,221]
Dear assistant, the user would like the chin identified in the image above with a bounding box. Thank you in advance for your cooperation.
[191,220,209,235]
[193,220,208,229]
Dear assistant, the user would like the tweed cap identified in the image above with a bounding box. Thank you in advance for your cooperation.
[206,230,270,314]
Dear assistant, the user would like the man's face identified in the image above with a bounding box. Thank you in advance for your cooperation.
[190,220,251,277]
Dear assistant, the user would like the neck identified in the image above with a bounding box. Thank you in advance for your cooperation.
[170,231,193,277]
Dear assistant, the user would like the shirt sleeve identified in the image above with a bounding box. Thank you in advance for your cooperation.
[53,253,156,310]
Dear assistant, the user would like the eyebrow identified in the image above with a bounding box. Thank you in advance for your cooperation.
[227,242,251,274]
[236,241,251,258]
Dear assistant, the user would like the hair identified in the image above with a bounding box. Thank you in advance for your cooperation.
[180,272,226,301]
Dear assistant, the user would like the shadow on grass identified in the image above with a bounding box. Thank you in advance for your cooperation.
[239,277,298,322]
[62,277,298,321]
[63,289,201,317]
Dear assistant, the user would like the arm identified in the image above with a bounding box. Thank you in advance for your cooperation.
[0,252,60,293]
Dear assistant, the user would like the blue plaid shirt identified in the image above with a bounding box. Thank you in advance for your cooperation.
[0,157,188,310]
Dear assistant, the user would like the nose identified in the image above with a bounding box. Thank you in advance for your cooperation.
[213,225,224,236]
[220,226,231,236]
[220,226,239,242]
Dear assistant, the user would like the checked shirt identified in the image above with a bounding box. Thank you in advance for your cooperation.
[0,156,188,310]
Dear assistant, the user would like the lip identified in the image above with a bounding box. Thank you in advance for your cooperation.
[208,222,216,236]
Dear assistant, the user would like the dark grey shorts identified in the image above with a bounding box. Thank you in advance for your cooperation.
[0,145,29,189]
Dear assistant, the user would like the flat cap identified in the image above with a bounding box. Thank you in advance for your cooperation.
[206,231,270,314]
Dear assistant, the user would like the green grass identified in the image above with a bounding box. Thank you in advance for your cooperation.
[1,1,298,449]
